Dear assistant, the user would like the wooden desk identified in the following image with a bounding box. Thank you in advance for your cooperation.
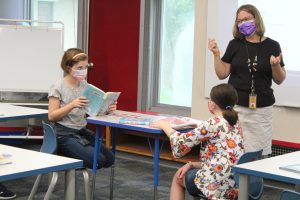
[0,144,83,199]
[233,151,300,200]
[0,103,48,139]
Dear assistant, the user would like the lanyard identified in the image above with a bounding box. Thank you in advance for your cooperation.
[244,37,261,94]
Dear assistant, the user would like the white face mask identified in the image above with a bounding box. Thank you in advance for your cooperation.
[71,68,87,80]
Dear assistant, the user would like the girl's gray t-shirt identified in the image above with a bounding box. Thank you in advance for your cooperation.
[48,79,88,130]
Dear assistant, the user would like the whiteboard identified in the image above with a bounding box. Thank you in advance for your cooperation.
[0,24,63,92]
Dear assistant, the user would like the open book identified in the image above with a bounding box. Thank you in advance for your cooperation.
[118,114,200,130]
[82,84,121,116]
[279,164,300,174]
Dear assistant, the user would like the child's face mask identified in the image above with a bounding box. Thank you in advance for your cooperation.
[71,68,87,80]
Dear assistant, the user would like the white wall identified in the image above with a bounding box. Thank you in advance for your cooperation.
[192,0,300,144]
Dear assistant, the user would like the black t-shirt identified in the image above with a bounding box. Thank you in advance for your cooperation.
[222,37,284,107]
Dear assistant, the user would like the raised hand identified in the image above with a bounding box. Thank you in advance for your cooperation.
[270,53,282,67]
[208,38,220,56]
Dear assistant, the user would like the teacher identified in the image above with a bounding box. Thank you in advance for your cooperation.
[208,4,286,156]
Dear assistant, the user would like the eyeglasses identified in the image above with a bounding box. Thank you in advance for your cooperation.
[236,17,254,26]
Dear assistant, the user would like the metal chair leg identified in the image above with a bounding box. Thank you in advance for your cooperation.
[28,174,43,200]
[43,172,58,200]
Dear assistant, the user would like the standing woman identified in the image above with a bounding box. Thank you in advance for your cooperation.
[208,4,286,156]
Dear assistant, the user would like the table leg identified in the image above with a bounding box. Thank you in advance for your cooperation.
[91,125,100,200]
[65,169,76,200]
[110,128,116,200]
[153,135,160,200]
[238,174,248,200]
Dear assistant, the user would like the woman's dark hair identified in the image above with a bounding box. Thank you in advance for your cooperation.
[210,84,238,126]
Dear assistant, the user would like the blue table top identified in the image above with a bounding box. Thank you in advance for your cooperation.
[87,110,166,134]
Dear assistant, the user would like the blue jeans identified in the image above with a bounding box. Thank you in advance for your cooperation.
[185,168,204,197]
[54,123,114,169]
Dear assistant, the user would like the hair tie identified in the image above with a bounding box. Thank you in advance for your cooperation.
[72,52,87,60]
[225,105,232,110]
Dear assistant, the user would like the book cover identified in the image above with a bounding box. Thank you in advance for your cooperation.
[119,117,153,125]
[118,113,201,130]
[82,84,121,116]
[279,164,300,174]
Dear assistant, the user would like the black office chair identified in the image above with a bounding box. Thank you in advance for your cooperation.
[28,122,90,200]
[280,189,300,200]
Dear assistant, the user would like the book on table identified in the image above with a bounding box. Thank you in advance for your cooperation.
[82,84,121,116]
[160,116,201,130]
[118,113,201,130]
[279,164,300,174]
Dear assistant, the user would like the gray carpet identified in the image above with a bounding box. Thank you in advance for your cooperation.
[2,141,284,199]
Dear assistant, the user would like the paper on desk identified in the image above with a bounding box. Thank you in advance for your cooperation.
[0,152,12,165]
[279,164,300,174]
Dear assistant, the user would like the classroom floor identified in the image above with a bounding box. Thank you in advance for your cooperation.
[2,140,286,200]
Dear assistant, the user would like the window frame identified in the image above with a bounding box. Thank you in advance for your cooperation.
[25,0,89,51]
[138,0,192,116]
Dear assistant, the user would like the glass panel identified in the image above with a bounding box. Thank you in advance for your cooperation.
[158,0,194,107]
[31,0,78,50]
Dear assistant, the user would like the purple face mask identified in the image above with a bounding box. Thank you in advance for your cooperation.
[238,20,256,37]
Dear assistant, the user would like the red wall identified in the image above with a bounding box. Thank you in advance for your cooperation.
[88,0,140,111]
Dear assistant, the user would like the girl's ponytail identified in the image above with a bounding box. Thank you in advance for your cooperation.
[223,107,238,126]
[210,84,239,126]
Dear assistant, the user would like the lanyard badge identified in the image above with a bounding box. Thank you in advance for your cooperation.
[248,69,257,109]
[249,93,257,109]
[245,40,260,109]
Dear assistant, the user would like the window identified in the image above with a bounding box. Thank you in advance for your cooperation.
[30,0,79,50]
[139,0,195,116]
[159,0,195,107]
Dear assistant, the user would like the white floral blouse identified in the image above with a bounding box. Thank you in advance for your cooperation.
[169,116,244,200]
